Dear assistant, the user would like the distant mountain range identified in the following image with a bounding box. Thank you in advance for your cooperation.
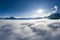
[0,16,43,20]
[0,13,60,20]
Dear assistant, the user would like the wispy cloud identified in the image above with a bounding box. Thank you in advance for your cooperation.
[52,5,58,13]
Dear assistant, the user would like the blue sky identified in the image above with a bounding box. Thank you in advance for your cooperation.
[0,0,59,17]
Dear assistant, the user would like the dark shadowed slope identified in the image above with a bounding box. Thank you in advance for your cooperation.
[48,13,60,19]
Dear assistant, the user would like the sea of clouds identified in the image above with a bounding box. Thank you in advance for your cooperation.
[0,19,60,40]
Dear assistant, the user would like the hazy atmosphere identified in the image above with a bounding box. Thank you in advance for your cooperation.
[0,0,60,40]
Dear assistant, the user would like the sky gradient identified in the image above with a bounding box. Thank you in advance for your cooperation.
[0,0,59,17]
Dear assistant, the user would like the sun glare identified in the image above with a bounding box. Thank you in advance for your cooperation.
[37,9,44,13]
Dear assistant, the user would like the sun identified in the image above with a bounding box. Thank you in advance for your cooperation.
[37,9,44,13]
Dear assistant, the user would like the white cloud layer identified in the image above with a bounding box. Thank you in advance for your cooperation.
[0,19,60,40]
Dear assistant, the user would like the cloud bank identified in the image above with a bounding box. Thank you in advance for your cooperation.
[0,19,60,40]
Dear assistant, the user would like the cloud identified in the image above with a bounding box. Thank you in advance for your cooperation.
[52,5,58,13]
[0,19,60,40]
